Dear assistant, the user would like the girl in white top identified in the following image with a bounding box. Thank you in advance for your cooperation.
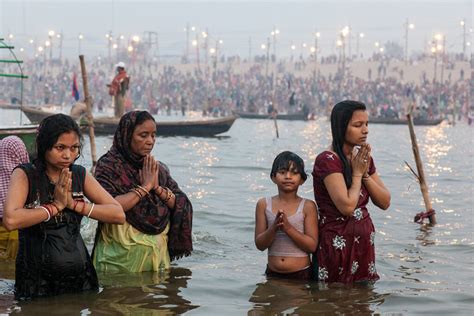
[254,151,318,280]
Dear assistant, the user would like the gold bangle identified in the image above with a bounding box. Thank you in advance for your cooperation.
[163,188,173,203]
[158,186,164,196]
[158,187,167,200]
[136,184,150,196]
[130,188,143,199]
[87,203,95,218]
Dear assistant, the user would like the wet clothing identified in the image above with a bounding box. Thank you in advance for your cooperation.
[265,197,307,257]
[0,136,29,260]
[0,223,18,260]
[93,221,170,272]
[15,163,98,300]
[0,136,29,218]
[312,151,379,283]
[93,111,193,272]
[265,265,313,281]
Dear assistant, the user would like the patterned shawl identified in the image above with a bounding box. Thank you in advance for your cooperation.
[0,136,29,217]
[94,111,193,260]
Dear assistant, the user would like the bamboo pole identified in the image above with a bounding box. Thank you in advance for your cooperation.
[273,113,279,138]
[406,108,436,224]
[79,55,98,173]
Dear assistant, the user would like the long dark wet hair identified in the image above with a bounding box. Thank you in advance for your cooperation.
[330,100,366,188]
[35,114,83,171]
[270,151,308,181]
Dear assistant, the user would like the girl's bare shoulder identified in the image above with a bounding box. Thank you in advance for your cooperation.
[256,197,267,209]
[303,199,318,213]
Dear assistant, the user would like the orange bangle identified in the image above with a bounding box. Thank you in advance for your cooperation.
[163,188,173,203]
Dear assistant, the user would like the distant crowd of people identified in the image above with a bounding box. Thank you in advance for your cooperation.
[1,54,470,122]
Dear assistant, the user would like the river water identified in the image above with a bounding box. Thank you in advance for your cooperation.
[0,109,473,315]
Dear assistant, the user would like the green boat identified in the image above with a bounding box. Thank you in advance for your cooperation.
[0,125,37,156]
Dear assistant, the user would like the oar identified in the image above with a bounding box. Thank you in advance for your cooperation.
[406,105,436,225]
[79,55,98,173]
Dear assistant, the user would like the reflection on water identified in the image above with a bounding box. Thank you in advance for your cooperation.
[93,267,198,315]
[249,279,388,315]
[2,267,197,315]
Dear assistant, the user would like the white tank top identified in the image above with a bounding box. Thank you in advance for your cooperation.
[265,197,308,257]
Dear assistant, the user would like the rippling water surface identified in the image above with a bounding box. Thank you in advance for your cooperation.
[1,109,473,315]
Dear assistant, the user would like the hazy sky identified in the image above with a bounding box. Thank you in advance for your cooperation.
[1,0,472,59]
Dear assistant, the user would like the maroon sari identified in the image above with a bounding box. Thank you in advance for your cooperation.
[312,151,379,283]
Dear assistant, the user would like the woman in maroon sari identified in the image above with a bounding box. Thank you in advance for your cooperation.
[312,100,391,283]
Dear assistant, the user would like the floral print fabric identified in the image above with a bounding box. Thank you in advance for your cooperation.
[312,151,379,283]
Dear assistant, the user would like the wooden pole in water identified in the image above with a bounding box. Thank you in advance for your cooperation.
[79,55,98,173]
[272,111,279,138]
[406,108,436,224]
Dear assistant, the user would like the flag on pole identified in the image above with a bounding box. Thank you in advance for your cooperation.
[72,73,80,101]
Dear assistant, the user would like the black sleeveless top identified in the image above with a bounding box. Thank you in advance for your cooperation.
[15,163,98,300]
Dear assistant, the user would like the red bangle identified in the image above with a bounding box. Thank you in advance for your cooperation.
[41,204,54,217]
[51,201,62,213]
[73,200,79,212]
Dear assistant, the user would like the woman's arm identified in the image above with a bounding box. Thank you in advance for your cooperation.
[280,200,318,253]
[82,172,125,224]
[322,146,369,216]
[3,169,53,230]
[324,172,364,216]
[362,172,391,210]
[111,155,157,212]
[255,198,277,251]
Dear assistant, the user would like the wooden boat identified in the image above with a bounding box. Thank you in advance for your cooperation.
[0,40,36,154]
[233,110,308,121]
[21,106,237,137]
[0,103,21,110]
[369,117,444,126]
[0,125,37,155]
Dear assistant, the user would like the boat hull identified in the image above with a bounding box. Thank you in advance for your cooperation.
[22,106,236,137]
[369,117,443,126]
[233,111,307,121]
[0,125,37,156]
